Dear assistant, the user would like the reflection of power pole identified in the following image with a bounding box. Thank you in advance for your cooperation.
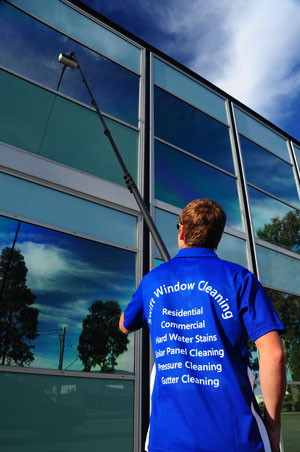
[58,327,66,370]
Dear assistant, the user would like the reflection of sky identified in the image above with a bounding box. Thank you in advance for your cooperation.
[240,136,300,208]
[0,2,139,126]
[248,186,296,237]
[0,217,136,373]
[155,140,242,230]
[154,87,234,173]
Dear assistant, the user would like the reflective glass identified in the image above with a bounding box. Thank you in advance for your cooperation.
[234,107,289,160]
[154,58,227,124]
[217,234,248,268]
[0,372,134,451]
[7,0,140,73]
[281,384,300,451]
[0,2,139,126]
[295,144,300,167]
[0,71,138,188]
[240,136,299,208]
[155,209,179,258]
[248,186,300,252]
[265,288,300,382]
[0,216,19,251]
[256,245,300,295]
[0,217,136,373]
[154,87,234,173]
[0,174,137,250]
[155,141,243,230]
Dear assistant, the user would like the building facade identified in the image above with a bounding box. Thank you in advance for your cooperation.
[0,1,299,451]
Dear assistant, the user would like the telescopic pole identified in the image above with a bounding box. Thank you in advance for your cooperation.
[58,53,170,262]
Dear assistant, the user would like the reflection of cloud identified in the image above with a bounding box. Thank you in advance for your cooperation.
[248,193,292,232]
[35,298,90,332]
[18,241,127,293]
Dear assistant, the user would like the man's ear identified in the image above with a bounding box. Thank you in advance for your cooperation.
[179,226,185,241]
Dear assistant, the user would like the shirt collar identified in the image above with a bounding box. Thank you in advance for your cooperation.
[174,247,218,259]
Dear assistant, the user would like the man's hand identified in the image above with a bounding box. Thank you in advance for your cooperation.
[119,312,136,334]
[255,331,286,452]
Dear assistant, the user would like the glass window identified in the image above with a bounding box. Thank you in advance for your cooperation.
[265,288,300,382]
[256,245,300,295]
[154,58,227,124]
[0,2,139,126]
[155,141,243,230]
[0,216,136,373]
[7,0,140,73]
[294,144,300,167]
[154,208,248,267]
[0,173,137,250]
[154,87,234,173]
[0,71,138,188]
[234,107,289,160]
[248,186,300,252]
[217,234,248,268]
[0,372,134,451]
[154,209,178,258]
[281,384,300,450]
[240,136,299,208]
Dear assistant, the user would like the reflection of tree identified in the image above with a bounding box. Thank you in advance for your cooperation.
[248,338,259,381]
[78,300,129,372]
[266,288,300,382]
[257,210,300,253]
[0,247,38,366]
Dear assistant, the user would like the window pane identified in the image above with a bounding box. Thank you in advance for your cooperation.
[155,141,243,230]
[0,3,139,126]
[0,219,136,373]
[265,288,300,382]
[0,372,134,451]
[240,136,299,208]
[295,144,300,167]
[234,107,289,160]
[154,87,234,173]
[8,0,140,73]
[0,175,137,250]
[217,234,248,268]
[154,58,227,124]
[0,216,19,251]
[281,384,300,450]
[248,186,300,252]
[256,245,300,295]
[0,71,138,188]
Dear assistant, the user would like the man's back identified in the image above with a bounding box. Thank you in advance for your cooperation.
[120,199,285,452]
[139,248,283,452]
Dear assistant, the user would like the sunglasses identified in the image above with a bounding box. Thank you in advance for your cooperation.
[176,222,183,230]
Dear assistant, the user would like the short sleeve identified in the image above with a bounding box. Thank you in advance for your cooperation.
[123,280,147,331]
[239,272,285,342]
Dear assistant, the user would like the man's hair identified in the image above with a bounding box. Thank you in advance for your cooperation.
[179,199,226,249]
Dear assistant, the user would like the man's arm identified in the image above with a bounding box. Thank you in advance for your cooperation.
[119,312,136,334]
[255,331,286,452]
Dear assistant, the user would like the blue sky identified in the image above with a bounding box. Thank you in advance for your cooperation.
[82,0,300,142]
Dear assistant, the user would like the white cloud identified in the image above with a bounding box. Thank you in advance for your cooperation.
[141,0,300,123]
[18,241,121,293]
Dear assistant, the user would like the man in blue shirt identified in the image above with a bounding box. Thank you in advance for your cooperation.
[120,199,286,452]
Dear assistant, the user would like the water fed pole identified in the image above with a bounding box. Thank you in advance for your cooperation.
[58,52,170,262]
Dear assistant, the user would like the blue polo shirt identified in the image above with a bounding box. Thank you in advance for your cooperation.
[123,248,285,452]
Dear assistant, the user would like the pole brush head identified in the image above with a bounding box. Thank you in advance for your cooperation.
[58,52,78,69]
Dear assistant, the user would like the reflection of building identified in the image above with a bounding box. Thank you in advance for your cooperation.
[0,0,300,451]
